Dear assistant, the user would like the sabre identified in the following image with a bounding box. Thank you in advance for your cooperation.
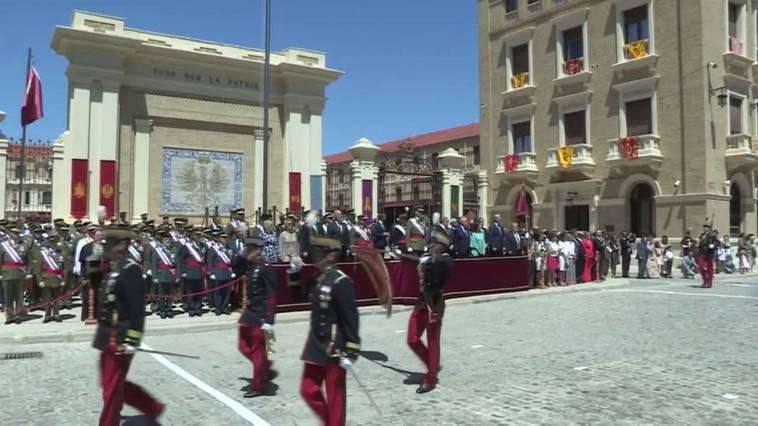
[136,347,200,359]
[347,366,382,416]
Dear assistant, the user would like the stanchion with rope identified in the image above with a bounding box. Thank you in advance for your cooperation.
[0,281,84,314]
[84,281,97,325]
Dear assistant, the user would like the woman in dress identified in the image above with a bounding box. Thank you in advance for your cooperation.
[582,232,594,283]
[647,238,661,278]
[660,235,673,278]
[545,232,560,286]
[530,230,545,288]
[608,234,620,278]
[559,233,576,285]
[277,218,300,263]
[469,223,486,257]
[261,220,279,264]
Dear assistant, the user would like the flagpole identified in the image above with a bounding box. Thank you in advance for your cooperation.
[18,47,31,222]
[261,0,272,214]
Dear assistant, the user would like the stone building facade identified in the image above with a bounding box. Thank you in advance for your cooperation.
[480,0,758,237]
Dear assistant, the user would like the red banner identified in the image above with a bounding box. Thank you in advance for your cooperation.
[71,159,88,219]
[505,153,519,173]
[99,160,117,219]
[289,172,301,212]
[620,136,640,160]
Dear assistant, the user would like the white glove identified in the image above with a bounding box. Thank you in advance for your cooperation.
[339,357,353,370]
[26,274,33,279]
[261,323,273,332]
[146,270,152,276]
[39,281,45,288]
[142,274,147,279]
[181,273,187,278]
[122,344,138,355]
[153,279,159,285]
[210,274,216,280]
[231,273,236,279]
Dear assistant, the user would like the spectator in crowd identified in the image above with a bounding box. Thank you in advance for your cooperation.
[572,230,585,283]
[487,214,505,256]
[371,213,389,251]
[277,217,299,263]
[582,232,594,283]
[647,237,660,279]
[680,250,699,278]
[661,235,673,278]
[559,232,575,285]
[608,234,620,278]
[592,230,607,281]
[469,222,486,257]
[452,217,471,258]
[261,219,279,264]
[737,233,751,274]
[620,232,633,278]
[636,234,649,279]
[545,232,560,287]
[749,234,757,271]
[504,222,523,256]
[529,229,545,288]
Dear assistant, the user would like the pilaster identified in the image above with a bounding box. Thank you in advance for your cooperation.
[132,118,152,220]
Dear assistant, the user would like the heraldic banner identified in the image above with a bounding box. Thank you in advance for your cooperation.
[71,159,88,218]
[362,179,373,220]
[100,160,117,218]
[289,172,302,212]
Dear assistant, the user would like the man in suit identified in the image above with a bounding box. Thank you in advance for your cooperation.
[299,210,320,259]
[636,235,649,279]
[504,222,523,256]
[591,230,607,281]
[371,214,388,251]
[452,217,471,257]
[572,230,585,283]
[487,214,505,256]
[620,231,633,278]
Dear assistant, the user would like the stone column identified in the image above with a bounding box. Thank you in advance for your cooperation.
[51,132,70,220]
[132,119,152,220]
[0,134,7,216]
[478,170,489,224]
[254,129,265,211]
[348,137,380,218]
[320,160,328,213]
[438,148,465,219]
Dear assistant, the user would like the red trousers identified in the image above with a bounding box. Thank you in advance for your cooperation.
[407,305,441,386]
[300,362,346,426]
[98,351,162,426]
[238,325,271,392]
[698,255,714,286]
[582,257,594,283]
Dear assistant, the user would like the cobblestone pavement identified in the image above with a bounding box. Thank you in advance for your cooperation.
[1,275,756,426]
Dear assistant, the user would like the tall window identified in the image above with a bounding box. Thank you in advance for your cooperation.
[624,6,649,43]
[563,27,583,60]
[42,191,52,205]
[412,185,420,201]
[505,0,517,13]
[338,194,344,208]
[512,121,532,153]
[626,98,653,136]
[729,95,743,135]
[472,146,481,165]
[512,44,529,75]
[564,110,586,145]
[23,191,30,206]
[728,3,739,38]
[395,187,402,201]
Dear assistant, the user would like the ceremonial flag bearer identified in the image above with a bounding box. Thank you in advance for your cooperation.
[407,231,452,393]
[236,237,278,398]
[300,236,361,426]
[92,226,164,426]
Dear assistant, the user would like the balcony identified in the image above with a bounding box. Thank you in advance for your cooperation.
[505,9,519,25]
[527,0,542,15]
[612,39,658,75]
[494,152,539,181]
[725,134,758,171]
[606,134,663,172]
[723,37,753,76]
[545,143,595,176]
[554,57,592,90]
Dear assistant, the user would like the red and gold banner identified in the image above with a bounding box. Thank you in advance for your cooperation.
[625,39,647,59]
[558,145,574,168]
[362,179,373,220]
[564,58,582,75]
[620,136,640,160]
[99,160,117,219]
[71,159,88,218]
[289,172,302,212]
[505,153,519,173]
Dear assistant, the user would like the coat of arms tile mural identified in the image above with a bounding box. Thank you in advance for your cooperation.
[161,148,243,214]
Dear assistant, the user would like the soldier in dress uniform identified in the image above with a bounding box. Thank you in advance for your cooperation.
[1,224,28,324]
[92,225,165,425]
[178,225,206,317]
[407,231,453,394]
[207,231,236,315]
[300,236,361,426]
[28,226,45,305]
[236,237,278,398]
[408,207,428,255]
[698,222,718,288]
[151,230,177,319]
[56,222,75,309]
[352,215,373,248]
[389,214,410,254]
[227,208,246,236]
[40,233,65,323]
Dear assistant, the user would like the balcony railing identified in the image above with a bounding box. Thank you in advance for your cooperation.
[606,134,663,170]
[546,144,595,172]
[505,9,519,24]
[495,152,538,176]
[527,0,542,15]
[725,134,758,170]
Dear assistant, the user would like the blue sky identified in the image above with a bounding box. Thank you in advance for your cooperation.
[0,0,478,154]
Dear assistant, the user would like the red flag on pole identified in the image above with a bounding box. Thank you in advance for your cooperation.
[21,66,43,126]
[515,189,528,217]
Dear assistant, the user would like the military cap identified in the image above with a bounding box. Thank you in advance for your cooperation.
[86,223,99,231]
[244,237,264,247]
[140,213,149,220]
[344,209,355,215]
[42,224,53,231]
[156,229,170,238]
[184,224,197,231]
[0,219,8,226]
[323,212,335,220]
[162,215,169,220]
[73,220,83,227]
[311,236,341,250]
[218,232,228,238]
[53,218,65,224]
[233,208,246,215]
[145,219,155,226]
[102,225,137,241]
[415,207,425,214]
[47,232,60,240]
[82,220,92,226]
[286,212,296,220]
[430,231,450,247]
[260,213,272,221]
